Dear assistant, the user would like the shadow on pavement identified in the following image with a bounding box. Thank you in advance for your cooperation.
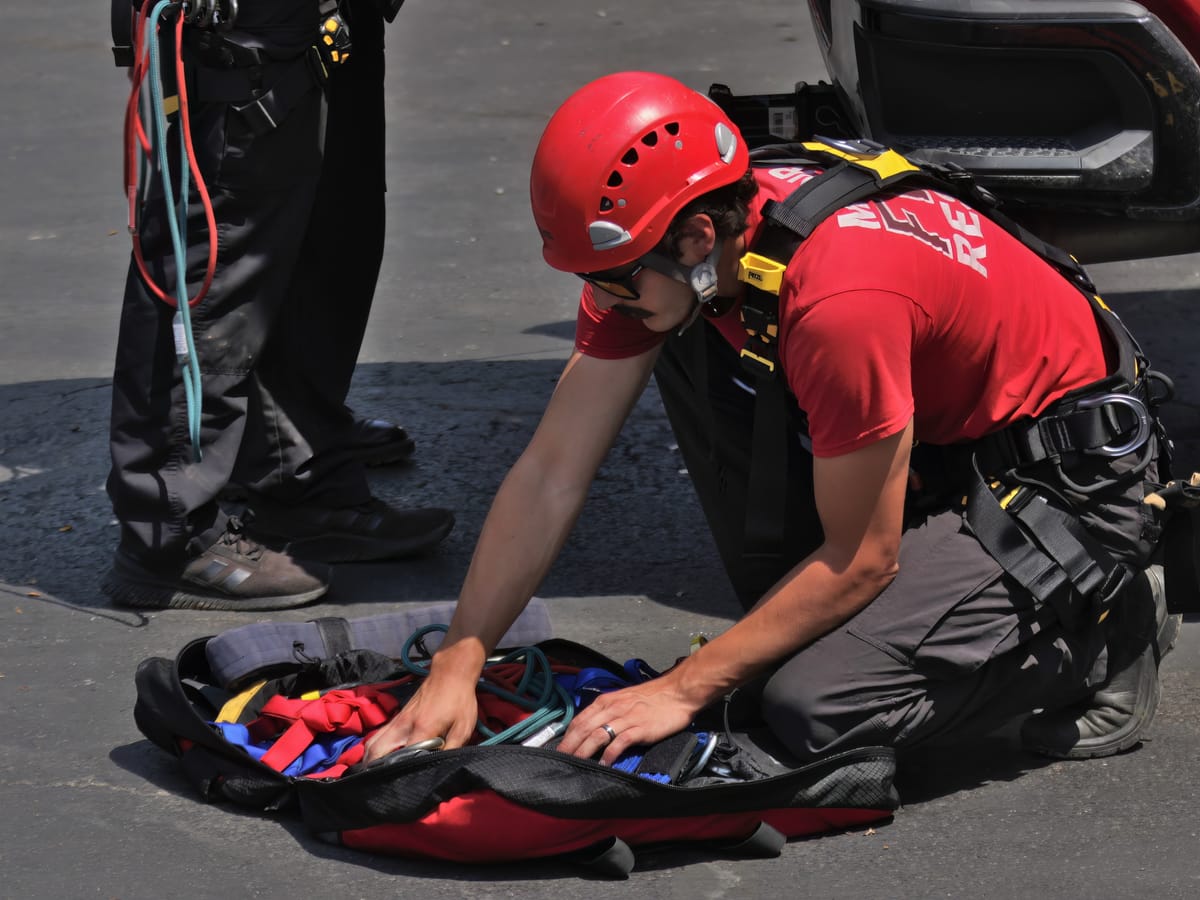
[0,356,735,616]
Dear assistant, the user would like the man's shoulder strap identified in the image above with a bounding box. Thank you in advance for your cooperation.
[745,137,1096,293]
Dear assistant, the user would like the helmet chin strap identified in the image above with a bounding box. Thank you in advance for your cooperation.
[638,243,724,334]
[677,242,722,335]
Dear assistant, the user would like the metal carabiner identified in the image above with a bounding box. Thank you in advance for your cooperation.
[215,0,237,31]
[1077,393,1151,458]
[1053,392,1156,494]
[186,0,211,27]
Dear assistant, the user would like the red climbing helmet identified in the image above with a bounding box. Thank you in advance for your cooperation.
[530,71,749,273]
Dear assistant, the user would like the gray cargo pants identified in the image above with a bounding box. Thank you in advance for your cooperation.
[654,319,1159,760]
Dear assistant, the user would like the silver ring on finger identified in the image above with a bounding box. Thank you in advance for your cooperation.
[600,723,617,744]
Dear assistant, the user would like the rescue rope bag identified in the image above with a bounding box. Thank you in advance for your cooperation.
[731,138,1196,617]
[132,614,898,877]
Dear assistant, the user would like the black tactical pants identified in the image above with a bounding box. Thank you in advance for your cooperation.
[108,4,387,563]
[654,320,1159,761]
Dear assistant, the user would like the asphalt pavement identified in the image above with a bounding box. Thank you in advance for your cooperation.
[2,3,1200,898]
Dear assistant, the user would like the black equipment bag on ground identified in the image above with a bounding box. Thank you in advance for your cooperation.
[133,633,899,877]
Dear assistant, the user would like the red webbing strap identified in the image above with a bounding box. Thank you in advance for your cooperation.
[256,683,405,773]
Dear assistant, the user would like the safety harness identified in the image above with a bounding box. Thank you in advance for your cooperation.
[732,138,1184,626]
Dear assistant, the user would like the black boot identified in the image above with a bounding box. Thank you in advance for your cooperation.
[341,415,416,467]
[1020,565,1180,760]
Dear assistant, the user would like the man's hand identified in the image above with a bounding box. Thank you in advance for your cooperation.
[555,676,698,767]
[361,661,480,763]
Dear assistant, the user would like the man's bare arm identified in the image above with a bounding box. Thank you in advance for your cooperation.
[559,420,915,763]
[363,348,660,759]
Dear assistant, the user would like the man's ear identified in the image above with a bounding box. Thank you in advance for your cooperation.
[673,213,717,266]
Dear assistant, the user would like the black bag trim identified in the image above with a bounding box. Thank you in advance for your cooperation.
[132,634,899,869]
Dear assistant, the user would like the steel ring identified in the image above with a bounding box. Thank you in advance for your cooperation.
[600,723,617,743]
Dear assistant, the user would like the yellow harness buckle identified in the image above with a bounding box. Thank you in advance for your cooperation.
[739,346,776,374]
[738,252,788,295]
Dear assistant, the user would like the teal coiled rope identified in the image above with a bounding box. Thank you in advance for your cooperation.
[144,0,204,460]
[399,624,575,746]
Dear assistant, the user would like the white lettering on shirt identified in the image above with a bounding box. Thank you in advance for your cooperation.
[832,190,990,279]
[835,203,881,230]
[767,166,820,186]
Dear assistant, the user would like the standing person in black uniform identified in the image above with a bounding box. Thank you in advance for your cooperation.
[104,0,452,612]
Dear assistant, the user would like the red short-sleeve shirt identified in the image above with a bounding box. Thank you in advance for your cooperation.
[574,166,1110,457]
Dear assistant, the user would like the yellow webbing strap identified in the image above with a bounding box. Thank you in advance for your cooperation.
[800,140,921,183]
[215,679,269,724]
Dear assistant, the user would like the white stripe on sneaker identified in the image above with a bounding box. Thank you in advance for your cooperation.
[196,557,253,590]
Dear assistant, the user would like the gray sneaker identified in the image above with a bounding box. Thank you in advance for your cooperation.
[102,517,331,611]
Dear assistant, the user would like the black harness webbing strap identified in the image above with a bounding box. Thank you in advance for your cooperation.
[964,475,1073,605]
[112,0,135,67]
[743,353,790,560]
[732,142,1160,620]
[737,158,935,562]
[964,471,1131,628]
[974,383,1146,473]
[1013,496,1128,605]
[757,164,929,253]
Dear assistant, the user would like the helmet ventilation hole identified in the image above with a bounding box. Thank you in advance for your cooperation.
[664,122,680,135]
[621,148,639,165]
[599,197,614,212]
[641,131,658,147]
[607,171,623,187]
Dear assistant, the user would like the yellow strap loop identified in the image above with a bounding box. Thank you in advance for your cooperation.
[801,140,921,183]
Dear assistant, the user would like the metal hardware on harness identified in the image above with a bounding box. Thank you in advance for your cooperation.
[184,0,210,26]
[738,293,780,377]
[184,0,238,31]
[810,135,888,156]
[1044,382,1158,496]
[1076,393,1152,458]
